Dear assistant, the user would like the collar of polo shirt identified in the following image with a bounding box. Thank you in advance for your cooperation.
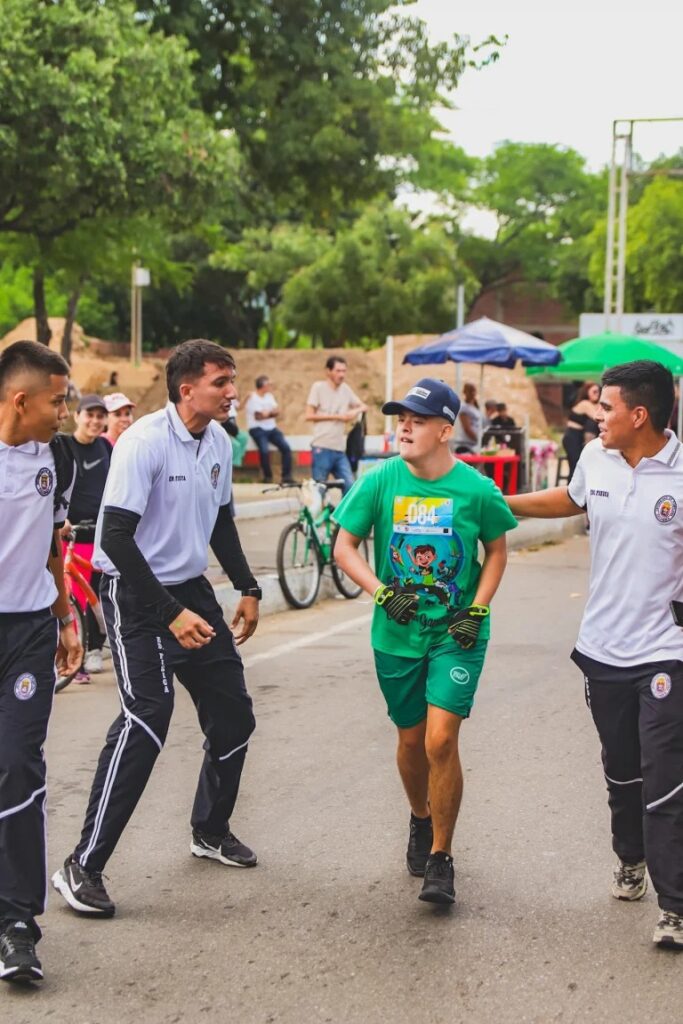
[605,428,682,468]
[165,401,216,449]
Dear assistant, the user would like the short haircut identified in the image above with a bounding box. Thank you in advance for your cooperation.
[601,360,674,432]
[496,403,507,412]
[166,339,235,403]
[0,340,69,398]
[325,355,346,371]
[484,399,498,409]
[255,375,269,389]
[414,544,436,556]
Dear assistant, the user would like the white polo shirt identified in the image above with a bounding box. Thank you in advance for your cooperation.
[0,440,73,612]
[94,402,232,585]
[568,431,683,667]
[246,392,277,431]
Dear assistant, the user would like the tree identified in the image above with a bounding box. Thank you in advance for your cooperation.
[460,141,603,312]
[136,0,499,224]
[278,206,474,344]
[0,0,236,347]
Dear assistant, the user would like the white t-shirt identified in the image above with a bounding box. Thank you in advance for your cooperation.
[454,402,481,451]
[94,402,232,585]
[246,392,277,431]
[0,440,74,612]
[568,431,683,667]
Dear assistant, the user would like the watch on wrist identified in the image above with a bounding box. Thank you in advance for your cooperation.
[59,613,75,627]
[241,586,262,600]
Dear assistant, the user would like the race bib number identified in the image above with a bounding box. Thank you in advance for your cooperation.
[393,496,453,536]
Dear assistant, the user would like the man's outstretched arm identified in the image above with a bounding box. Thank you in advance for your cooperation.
[506,486,584,519]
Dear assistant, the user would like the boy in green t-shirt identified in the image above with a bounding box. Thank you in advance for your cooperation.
[334,378,517,906]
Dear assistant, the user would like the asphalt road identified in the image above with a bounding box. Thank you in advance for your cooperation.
[6,535,682,1023]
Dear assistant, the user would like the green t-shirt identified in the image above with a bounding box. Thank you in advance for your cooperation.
[334,456,518,657]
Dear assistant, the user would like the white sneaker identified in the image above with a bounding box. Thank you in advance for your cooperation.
[653,910,683,948]
[612,859,647,900]
[83,649,103,674]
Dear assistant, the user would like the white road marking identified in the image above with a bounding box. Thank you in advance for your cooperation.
[243,614,372,668]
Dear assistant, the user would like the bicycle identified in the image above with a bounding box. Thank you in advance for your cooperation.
[55,521,107,693]
[274,480,370,609]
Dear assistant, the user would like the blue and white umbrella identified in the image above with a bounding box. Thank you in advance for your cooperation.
[403,316,563,369]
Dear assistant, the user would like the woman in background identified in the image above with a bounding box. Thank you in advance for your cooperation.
[562,382,600,480]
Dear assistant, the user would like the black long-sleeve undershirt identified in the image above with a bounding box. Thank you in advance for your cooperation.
[100,503,257,629]
[210,503,258,591]
[100,507,184,626]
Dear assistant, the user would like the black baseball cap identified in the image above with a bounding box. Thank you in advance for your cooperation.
[382,378,461,425]
[76,393,107,413]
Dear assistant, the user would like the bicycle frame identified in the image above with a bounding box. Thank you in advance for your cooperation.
[296,504,334,565]
[63,539,106,633]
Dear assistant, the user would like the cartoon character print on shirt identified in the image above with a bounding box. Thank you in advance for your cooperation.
[388,496,465,634]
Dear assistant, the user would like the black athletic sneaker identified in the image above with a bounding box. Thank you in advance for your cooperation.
[406,814,433,877]
[191,828,258,867]
[418,852,456,905]
[51,855,115,916]
[0,921,43,984]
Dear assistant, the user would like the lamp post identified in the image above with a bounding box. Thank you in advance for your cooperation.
[130,264,151,366]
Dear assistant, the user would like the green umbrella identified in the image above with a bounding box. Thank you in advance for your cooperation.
[527,331,683,378]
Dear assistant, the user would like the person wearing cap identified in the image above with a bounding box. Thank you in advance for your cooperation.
[61,394,111,678]
[102,392,135,447]
[507,360,683,950]
[333,378,517,906]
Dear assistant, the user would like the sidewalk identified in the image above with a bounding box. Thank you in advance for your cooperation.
[213,488,585,619]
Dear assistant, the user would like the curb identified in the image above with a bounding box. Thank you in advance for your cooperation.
[216,515,586,620]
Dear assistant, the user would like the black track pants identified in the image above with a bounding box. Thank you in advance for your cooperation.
[0,610,57,932]
[572,649,683,915]
[74,575,255,872]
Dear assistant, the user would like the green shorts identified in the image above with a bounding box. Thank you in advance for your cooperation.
[373,637,488,728]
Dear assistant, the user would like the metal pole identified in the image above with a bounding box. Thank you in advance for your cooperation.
[136,284,143,365]
[603,124,618,330]
[456,284,465,329]
[384,335,394,439]
[130,264,137,366]
[615,124,632,330]
[478,363,485,451]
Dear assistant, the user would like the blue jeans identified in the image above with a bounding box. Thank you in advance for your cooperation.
[311,447,355,495]
[249,427,293,481]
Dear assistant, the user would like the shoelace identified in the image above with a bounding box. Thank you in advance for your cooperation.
[1,928,35,958]
[427,857,453,879]
[616,863,644,887]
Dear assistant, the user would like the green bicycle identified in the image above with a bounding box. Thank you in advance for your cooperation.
[275,480,369,609]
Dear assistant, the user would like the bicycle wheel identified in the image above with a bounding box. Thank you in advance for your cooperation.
[54,597,86,693]
[277,521,322,609]
[331,526,369,599]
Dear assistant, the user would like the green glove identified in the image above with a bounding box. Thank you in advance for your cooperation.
[373,583,419,626]
[447,604,490,649]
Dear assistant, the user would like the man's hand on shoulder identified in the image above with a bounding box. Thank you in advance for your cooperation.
[169,609,216,649]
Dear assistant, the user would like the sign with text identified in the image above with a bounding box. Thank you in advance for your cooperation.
[580,313,683,343]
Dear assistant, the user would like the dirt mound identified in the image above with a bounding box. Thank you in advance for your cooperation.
[0,317,89,354]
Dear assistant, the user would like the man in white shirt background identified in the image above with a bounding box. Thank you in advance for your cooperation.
[305,356,367,494]
[245,375,295,484]
[507,360,683,950]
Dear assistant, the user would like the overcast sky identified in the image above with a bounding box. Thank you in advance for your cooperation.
[412,0,683,169]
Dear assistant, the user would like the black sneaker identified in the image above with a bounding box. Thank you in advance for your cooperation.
[0,921,43,983]
[406,814,433,877]
[418,852,456,905]
[191,828,258,867]
[51,855,115,916]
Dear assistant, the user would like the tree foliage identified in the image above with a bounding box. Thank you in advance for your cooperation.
[136,0,498,223]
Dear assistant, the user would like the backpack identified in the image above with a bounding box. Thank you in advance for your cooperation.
[49,432,76,521]
[346,413,366,472]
